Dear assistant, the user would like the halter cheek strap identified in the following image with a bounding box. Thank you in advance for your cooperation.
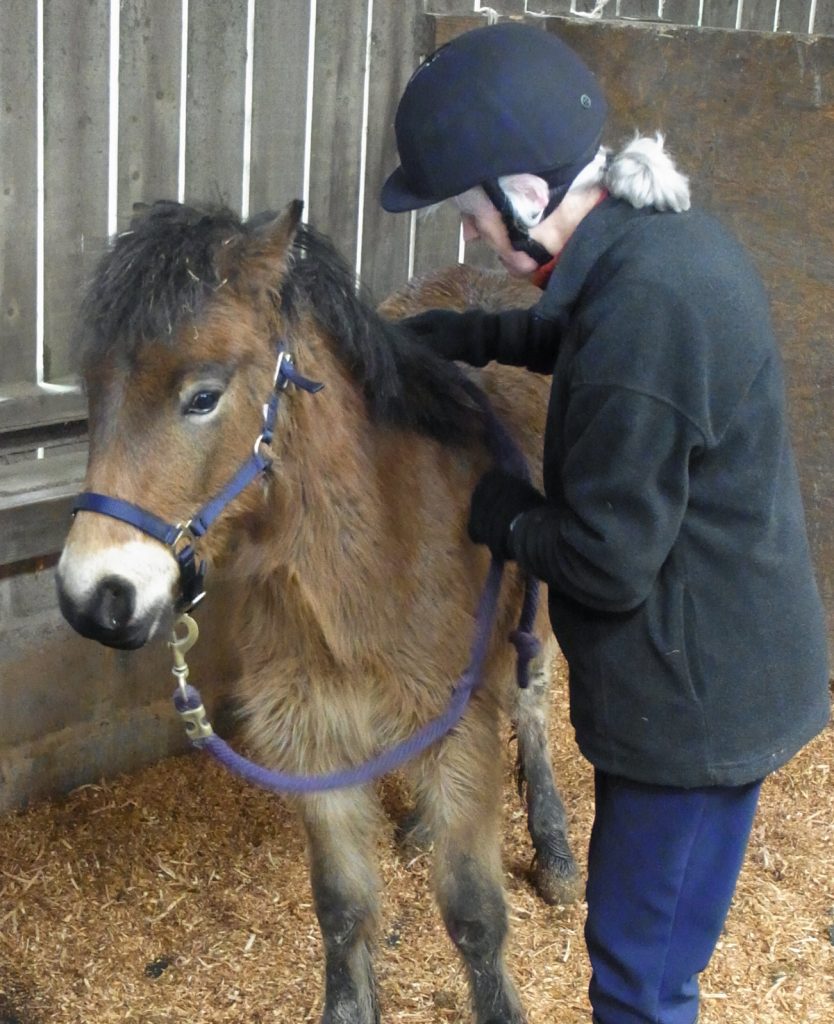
[72,343,324,613]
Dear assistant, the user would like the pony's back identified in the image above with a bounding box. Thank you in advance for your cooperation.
[379,264,550,492]
[379,262,539,318]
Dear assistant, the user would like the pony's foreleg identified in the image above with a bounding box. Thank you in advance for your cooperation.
[298,789,382,1024]
[514,639,581,905]
[412,706,525,1024]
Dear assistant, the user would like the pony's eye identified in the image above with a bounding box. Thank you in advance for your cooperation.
[184,389,223,416]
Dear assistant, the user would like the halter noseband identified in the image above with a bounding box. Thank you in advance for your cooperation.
[72,342,324,612]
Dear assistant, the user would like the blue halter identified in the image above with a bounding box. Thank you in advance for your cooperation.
[72,344,324,612]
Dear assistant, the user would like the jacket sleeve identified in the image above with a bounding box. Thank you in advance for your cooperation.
[405,307,561,373]
[512,384,705,612]
[466,308,560,372]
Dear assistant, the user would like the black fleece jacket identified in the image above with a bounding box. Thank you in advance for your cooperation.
[464,198,830,786]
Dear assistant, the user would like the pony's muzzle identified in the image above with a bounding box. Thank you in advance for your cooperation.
[56,534,180,649]
[57,574,146,649]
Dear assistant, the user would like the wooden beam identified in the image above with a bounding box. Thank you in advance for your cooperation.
[0,452,85,563]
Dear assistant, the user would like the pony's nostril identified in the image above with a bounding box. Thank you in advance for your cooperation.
[95,576,136,632]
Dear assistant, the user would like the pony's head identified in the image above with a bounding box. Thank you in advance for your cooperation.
[56,200,305,649]
[57,200,482,650]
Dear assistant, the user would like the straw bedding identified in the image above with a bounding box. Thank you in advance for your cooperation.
[1,656,832,1023]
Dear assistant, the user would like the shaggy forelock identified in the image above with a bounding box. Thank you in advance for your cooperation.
[80,202,248,361]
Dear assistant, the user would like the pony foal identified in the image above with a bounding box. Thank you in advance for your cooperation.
[56,200,578,1024]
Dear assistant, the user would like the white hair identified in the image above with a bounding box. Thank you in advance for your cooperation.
[480,132,690,228]
[495,173,550,227]
[601,133,690,212]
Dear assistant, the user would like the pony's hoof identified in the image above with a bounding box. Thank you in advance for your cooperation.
[532,855,582,906]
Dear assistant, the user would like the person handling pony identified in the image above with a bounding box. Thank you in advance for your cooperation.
[380,22,830,1024]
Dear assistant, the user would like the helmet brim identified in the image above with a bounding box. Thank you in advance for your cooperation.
[380,166,444,213]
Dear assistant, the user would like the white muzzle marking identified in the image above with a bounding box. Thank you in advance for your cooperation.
[57,537,179,639]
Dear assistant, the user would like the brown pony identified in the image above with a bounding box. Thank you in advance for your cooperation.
[56,200,578,1024]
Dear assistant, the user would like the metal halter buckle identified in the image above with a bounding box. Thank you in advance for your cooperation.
[273,350,291,390]
[171,519,196,554]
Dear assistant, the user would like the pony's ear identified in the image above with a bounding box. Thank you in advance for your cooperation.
[236,199,303,285]
[254,199,303,248]
[128,201,153,229]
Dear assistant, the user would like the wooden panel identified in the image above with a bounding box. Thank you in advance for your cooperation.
[359,0,428,301]
[0,451,85,563]
[660,0,703,24]
[435,13,495,46]
[184,0,248,210]
[617,1,662,21]
[522,1,572,13]
[479,0,526,13]
[426,1,525,13]
[412,205,462,278]
[410,11,484,275]
[549,18,834,650]
[307,0,370,268]
[117,0,181,227]
[0,0,38,388]
[572,1,610,14]
[424,1,489,12]
[701,0,740,27]
[777,0,813,33]
[42,0,110,382]
[0,383,86,434]
[812,1,834,34]
[740,0,778,30]
[248,0,310,216]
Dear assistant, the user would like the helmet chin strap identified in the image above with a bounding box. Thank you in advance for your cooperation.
[481,142,602,268]
[481,179,555,267]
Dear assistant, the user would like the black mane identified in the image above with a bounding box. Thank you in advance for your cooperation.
[80,201,483,446]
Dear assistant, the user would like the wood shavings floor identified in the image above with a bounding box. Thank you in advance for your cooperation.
[1,659,832,1023]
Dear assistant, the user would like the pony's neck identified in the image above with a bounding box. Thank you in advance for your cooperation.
[230,319,441,662]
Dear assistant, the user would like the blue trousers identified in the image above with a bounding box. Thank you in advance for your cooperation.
[585,770,762,1024]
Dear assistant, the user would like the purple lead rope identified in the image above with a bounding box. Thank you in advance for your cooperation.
[466,378,542,689]
[172,377,541,793]
[174,560,507,793]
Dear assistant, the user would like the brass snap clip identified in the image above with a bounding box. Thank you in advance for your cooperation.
[169,613,200,698]
[168,614,214,741]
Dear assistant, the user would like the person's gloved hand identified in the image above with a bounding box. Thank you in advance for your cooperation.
[401,306,546,369]
[401,309,474,362]
[468,468,545,561]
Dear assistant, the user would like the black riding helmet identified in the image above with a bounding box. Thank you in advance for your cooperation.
[380,23,607,264]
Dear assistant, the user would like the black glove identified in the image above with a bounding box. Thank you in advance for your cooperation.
[468,468,545,561]
[401,309,479,362]
[401,307,535,367]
